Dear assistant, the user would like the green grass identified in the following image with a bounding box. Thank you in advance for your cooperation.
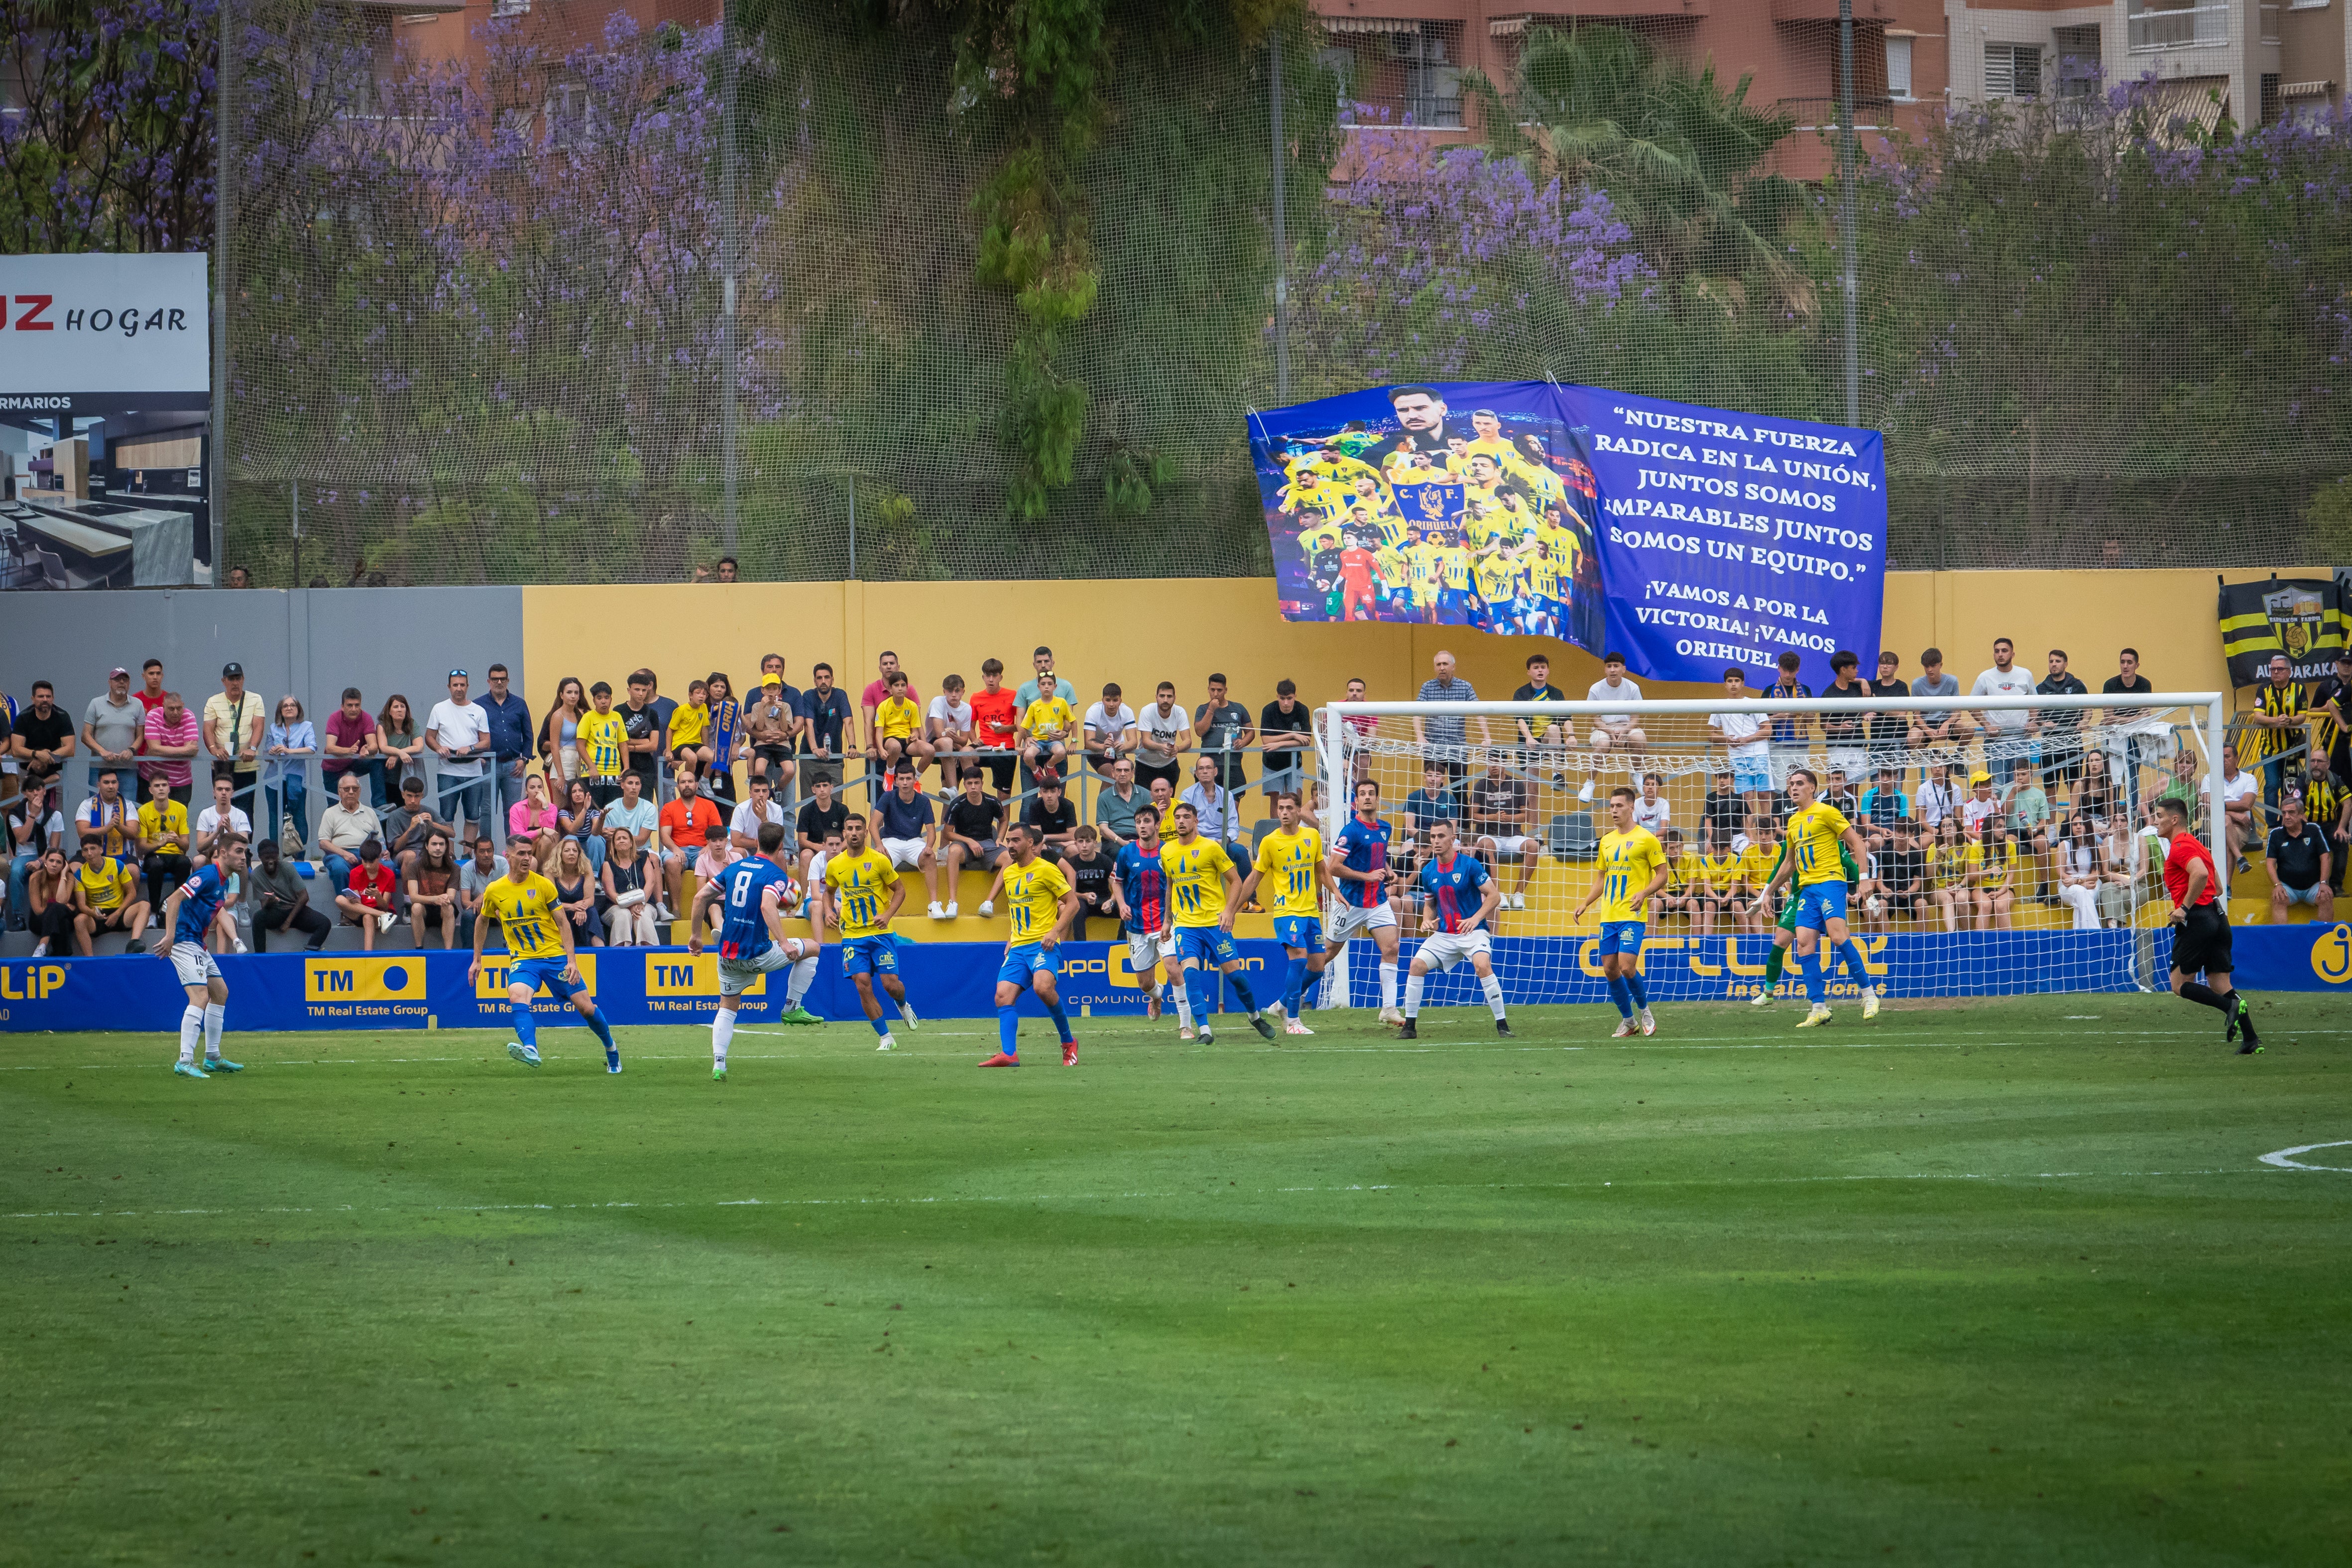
[5,994,2352,1566]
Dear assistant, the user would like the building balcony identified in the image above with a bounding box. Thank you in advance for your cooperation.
[2127,2,2229,53]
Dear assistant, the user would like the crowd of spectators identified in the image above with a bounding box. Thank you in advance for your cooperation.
[4,637,2346,955]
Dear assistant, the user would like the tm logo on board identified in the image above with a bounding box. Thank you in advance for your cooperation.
[305,957,423,1003]
[475,954,598,999]
[645,954,762,997]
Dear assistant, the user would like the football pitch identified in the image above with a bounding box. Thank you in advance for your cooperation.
[6,994,2351,1566]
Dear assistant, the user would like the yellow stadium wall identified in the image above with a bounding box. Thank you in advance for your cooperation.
[520,569,2313,723]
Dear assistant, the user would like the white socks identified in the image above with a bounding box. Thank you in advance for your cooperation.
[1378,960,1400,1011]
[1169,982,1194,1030]
[204,1003,225,1058]
[1480,973,1507,1021]
[786,954,818,1008]
[178,1004,204,1065]
[711,1008,735,1067]
[1403,971,1426,1019]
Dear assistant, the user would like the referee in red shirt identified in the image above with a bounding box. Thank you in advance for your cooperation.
[2150,795,2260,1054]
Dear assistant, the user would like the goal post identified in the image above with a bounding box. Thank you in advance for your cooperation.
[1311,690,2229,1010]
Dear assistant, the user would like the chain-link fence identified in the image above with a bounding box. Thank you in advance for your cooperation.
[210,2,2352,585]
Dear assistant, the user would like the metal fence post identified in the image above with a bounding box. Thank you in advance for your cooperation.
[210,0,233,587]
[719,0,740,556]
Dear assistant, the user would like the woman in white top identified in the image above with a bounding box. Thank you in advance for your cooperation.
[2054,815,2106,930]
[2097,820,2143,928]
[537,675,588,796]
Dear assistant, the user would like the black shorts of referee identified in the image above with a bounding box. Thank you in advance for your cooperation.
[2171,900,2234,980]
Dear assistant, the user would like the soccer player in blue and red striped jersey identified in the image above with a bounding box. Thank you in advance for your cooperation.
[1399,819,1510,1041]
[1325,778,1405,1023]
[1113,805,1193,1037]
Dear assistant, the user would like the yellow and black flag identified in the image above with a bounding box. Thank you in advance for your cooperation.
[2219,576,2350,687]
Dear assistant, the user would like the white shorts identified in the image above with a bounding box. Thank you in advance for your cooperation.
[1325,900,1399,941]
[1417,929,1492,972]
[1126,931,1173,972]
[718,940,803,997]
[170,941,223,988]
[881,837,928,869]
[1482,835,1536,856]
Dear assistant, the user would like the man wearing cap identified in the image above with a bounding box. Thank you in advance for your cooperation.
[1960,769,2001,839]
[82,666,144,801]
[427,669,494,847]
[201,663,264,815]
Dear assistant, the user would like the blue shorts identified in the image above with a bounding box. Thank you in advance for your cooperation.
[1732,755,1772,794]
[840,933,901,976]
[506,955,584,1001]
[1596,919,1646,957]
[1273,915,1322,950]
[1176,926,1241,968]
[997,943,1060,989]
[1792,880,1849,933]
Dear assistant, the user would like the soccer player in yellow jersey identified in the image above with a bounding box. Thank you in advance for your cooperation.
[1571,786,1670,1037]
[1464,408,1515,464]
[577,681,630,805]
[1404,528,1444,623]
[977,822,1082,1067]
[1016,687,1077,777]
[1373,538,1411,618]
[1758,769,1880,1027]
[1160,800,1275,1045]
[471,836,620,1071]
[1434,533,1473,622]
[1238,790,1333,1036]
[1472,549,1517,626]
[1297,514,1346,557]
[821,815,919,1051]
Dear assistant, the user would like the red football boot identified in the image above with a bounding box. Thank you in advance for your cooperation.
[977,1052,1021,1068]
[1061,1040,1079,1067]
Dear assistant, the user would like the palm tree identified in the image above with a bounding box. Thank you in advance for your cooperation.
[1468,24,1815,319]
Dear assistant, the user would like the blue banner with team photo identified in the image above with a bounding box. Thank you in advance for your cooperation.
[1247,381,1607,651]
[1558,386,1886,691]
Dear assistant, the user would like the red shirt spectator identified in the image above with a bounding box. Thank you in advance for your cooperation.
[659,792,723,850]
[323,700,377,783]
[141,700,199,791]
[347,859,397,911]
[2163,830,2217,909]
[969,687,1018,750]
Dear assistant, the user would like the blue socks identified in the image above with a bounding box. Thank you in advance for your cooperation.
[868,1009,892,1039]
[512,1001,537,1049]
[1625,970,1650,1011]
[998,1006,1019,1057]
[1229,972,1259,1014]
[1044,999,1073,1045]
[585,1005,617,1069]
[1184,967,1210,1023]
[1839,940,1873,990]
[1283,955,1307,1015]
[1605,971,1633,1019]
[1798,947,1826,1004]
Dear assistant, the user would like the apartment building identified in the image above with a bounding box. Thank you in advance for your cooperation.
[1309,0,1952,175]
[1945,0,2352,127]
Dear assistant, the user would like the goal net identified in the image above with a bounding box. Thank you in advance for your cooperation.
[1312,691,2229,1012]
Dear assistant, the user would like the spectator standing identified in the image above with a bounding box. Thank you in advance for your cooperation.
[702,672,744,806]
[321,688,382,808]
[795,774,849,883]
[1907,649,1971,765]
[1867,651,1909,773]
[201,663,263,812]
[618,670,666,803]
[380,775,448,886]
[873,766,944,916]
[1820,651,1870,782]
[81,666,143,799]
[1133,682,1191,793]
[1259,681,1313,802]
[479,663,534,827]
[2303,749,2349,893]
[1707,668,1774,820]
[575,682,629,807]
[6,781,64,929]
[74,769,134,861]
[375,694,426,801]
[426,670,494,845]
[1701,766,1746,847]
[1970,639,2038,774]
[140,689,200,806]
[249,838,330,952]
[2312,649,2352,787]
[747,673,802,800]
[2101,648,2159,816]
[132,658,168,722]
[261,694,316,849]
[938,770,1004,916]
[2035,649,2090,792]
[404,831,462,949]
[1194,673,1256,796]
[1764,652,1813,789]
[1094,756,1146,847]
[2244,653,2309,810]
[2219,744,2260,870]
[1413,651,1482,781]
[1512,656,1571,789]
[2265,794,2335,923]
[1083,683,1138,777]
[536,676,588,800]
[457,836,508,947]
[1014,646,1078,711]
[657,762,725,913]
[1582,652,1646,800]
[1178,755,1240,848]
[799,662,854,792]
[12,679,77,793]
[313,772,381,894]
[334,838,398,949]
[136,773,192,910]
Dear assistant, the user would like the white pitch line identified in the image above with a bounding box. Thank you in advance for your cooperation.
[2258,1139,2352,1172]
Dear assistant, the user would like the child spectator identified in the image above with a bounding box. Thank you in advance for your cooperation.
[335,838,398,949]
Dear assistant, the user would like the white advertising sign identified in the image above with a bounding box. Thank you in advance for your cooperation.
[0,252,209,411]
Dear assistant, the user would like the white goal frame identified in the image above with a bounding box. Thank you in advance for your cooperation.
[1317,689,2232,893]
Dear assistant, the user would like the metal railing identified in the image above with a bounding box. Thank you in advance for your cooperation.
[2128,1,2229,52]
[1340,94,1465,130]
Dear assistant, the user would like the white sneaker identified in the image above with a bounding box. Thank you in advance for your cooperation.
[943,902,959,919]
[1862,989,1881,1021]
[29,940,48,958]
[927,901,946,919]
[876,1034,895,1051]
[376,911,395,932]
[1284,1019,1314,1036]
[1509,891,1527,910]
[1612,1018,1638,1038]
[1264,1001,1286,1021]
[899,1003,920,1031]
[1178,1026,1196,1041]
[978,900,994,917]
[1749,989,1776,1007]
[1378,1006,1405,1025]
[1577,780,1595,803]
[1639,1007,1656,1037]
